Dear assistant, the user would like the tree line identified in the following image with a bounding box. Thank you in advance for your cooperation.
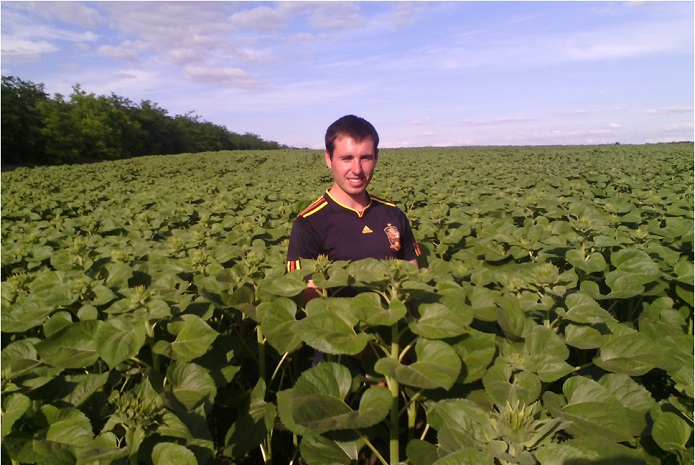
[1,75,284,167]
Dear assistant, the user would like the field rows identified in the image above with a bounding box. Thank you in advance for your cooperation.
[2,144,693,465]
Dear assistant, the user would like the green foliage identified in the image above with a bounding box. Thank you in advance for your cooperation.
[1,75,283,167]
[1,76,49,165]
[1,144,693,464]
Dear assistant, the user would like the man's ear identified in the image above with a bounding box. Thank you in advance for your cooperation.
[325,150,332,168]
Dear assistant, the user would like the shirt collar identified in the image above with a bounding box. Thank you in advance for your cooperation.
[325,189,372,218]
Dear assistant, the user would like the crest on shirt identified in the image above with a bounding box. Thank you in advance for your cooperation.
[384,223,401,251]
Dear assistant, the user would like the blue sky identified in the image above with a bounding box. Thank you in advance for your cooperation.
[2,1,693,148]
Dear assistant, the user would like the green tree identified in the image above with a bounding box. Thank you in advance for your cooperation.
[4,75,284,166]
[1,76,49,166]
[68,85,143,161]
[131,100,178,155]
[38,93,81,164]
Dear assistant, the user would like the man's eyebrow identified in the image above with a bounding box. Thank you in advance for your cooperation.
[338,153,374,159]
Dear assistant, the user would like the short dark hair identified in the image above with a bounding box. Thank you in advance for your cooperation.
[325,115,379,158]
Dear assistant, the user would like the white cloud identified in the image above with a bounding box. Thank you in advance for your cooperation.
[1,38,58,57]
[229,5,290,31]
[37,2,103,28]
[98,40,147,62]
[462,116,535,127]
[184,65,262,89]
[643,107,693,114]
[101,2,234,46]
[408,117,433,126]
[305,2,366,30]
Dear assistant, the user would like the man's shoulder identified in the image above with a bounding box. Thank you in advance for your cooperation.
[370,194,398,208]
[298,195,329,219]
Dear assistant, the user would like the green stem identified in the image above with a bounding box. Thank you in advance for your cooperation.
[401,389,425,446]
[257,325,266,383]
[270,351,289,383]
[407,395,417,444]
[144,322,160,374]
[388,324,400,464]
[419,423,431,441]
[358,432,388,465]
[263,431,273,463]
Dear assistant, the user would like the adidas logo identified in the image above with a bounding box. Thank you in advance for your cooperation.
[362,226,373,234]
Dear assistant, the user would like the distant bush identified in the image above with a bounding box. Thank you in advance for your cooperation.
[1,75,284,167]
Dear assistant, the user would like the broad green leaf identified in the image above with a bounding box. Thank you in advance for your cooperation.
[299,434,360,465]
[558,377,634,443]
[605,248,662,296]
[95,317,147,368]
[294,307,370,355]
[28,270,76,308]
[312,265,351,289]
[257,271,307,298]
[450,329,496,383]
[410,302,472,339]
[375,338,461,390]
[2,299,58,333]
[594,331,666,376]
[259,297,303,354]
[406,439,440,465]
[43,311,73,338]
[347,257,390,286]
[5,404,97,463]
[277,362,391,435]
[482,363,541,406]
[432,448,496,465]
[496,296,528,338]
[2,393,30,439]
[521,353,574,383]
[74,432,129,464]
[559,402,634,443]
[599,373,654,413]
[563,292,616,324]
[43,404,94,447]
[351,292,407,327]
[167,314,219,362]
[91,283,118,306]
[49,372,110,408]
[152,443,197,465]
[673,256,694,284]
[104,262,133,289]
[536,437,646,465]
[520,326,573,382]
[224,379,277,457]
[157,411,193,440]
[599,373,655,435]
[294,361,353,399]
[652,411,692,452]
[427,399,495,452]
[168,362,217,410]
[2,338,41,380]
[563,324,603,349]
[35,320,99,369]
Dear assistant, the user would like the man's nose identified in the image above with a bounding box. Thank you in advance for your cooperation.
[351,159,363,173]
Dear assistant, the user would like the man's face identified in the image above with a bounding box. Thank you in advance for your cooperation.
[325,136,377,203]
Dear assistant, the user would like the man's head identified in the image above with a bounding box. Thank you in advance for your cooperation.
[325,115,379,159]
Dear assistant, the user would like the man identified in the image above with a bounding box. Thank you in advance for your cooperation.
[286,115,420,277]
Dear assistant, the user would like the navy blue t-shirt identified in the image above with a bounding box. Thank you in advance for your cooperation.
[286,190,420,272]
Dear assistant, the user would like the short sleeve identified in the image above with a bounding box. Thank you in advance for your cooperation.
[398,216,420,262]
[286,217,320,272]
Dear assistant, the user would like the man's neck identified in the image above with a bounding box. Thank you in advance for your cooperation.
[327,186,370,212]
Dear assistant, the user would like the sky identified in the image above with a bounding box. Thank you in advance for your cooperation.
[1,1,693,149]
